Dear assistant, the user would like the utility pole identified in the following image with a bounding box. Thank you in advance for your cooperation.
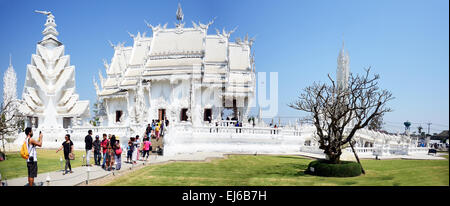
[426,122,432,147]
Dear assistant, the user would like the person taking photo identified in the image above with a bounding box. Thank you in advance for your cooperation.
[24,127,43,186]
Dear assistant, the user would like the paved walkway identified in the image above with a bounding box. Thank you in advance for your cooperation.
[6,152,226,186]
[4,151,446,186]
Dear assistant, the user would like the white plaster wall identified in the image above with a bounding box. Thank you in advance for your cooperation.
[106,98,128,126]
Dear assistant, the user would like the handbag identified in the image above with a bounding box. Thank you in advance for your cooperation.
[69,152,75,160]
[115,147,122,156]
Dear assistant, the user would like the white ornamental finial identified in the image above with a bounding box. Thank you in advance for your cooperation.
[176,3,184,22]
[35,10,59,42]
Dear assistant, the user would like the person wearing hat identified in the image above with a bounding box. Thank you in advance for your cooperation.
[93,135,102,166]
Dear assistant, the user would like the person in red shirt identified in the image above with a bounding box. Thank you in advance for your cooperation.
[100,133,108,169]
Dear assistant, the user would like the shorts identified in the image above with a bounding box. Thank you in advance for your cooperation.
[27,161,38,178]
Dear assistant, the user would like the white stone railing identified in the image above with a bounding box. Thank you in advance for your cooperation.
[215,120,238,127]
[190,125,302,136]
[67,126,130,135]
[344,147,375,154]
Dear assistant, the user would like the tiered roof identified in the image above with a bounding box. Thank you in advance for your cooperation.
[96,5,255,99]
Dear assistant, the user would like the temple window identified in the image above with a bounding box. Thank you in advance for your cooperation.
[63,117,72,128]
[33,117,39,128]
[180,108,188,121]
[116,110,123,122]
[204,109,212,122]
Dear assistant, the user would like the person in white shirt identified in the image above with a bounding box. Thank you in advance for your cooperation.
[24,127,43,186]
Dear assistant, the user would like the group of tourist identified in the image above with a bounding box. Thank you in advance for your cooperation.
[23,119,169,186]
[82,131,123,171]
[145,119,169,140]
[126,135,153,164]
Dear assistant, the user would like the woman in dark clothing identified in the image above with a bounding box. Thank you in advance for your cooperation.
[56,134,74,175]
[106,135,117,171]
[93,135,102,165]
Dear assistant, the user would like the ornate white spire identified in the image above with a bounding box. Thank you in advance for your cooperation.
[175,3,185,28]
[176,3,184,22]
[3,54,17,104]
[17,11,90,129]
[337,40,350,90]
[35,10,61,46]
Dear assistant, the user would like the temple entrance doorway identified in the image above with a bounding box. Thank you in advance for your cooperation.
[180,108,188,121]
[158,109,166,121]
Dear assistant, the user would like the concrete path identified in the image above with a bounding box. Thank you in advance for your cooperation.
[5,152,226,186]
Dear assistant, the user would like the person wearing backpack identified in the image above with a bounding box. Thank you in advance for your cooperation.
[23,127,43,186]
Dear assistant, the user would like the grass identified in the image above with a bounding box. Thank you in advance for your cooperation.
[104,155,449,186]
[0,149,86,179]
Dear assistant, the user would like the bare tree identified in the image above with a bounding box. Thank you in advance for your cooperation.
[289,67,394,170]
[0,99,24,154]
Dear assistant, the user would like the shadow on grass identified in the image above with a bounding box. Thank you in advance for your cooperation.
[261,163,310,177]
[272,155,314,160]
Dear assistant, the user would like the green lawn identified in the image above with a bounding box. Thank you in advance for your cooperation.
[105,155,449,186]
[0,149,86,179]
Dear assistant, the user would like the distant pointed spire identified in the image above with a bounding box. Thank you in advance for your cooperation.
[337,39,350,90]
[176,3,184,22]
[3,54,17,104]
[175,3,185,28]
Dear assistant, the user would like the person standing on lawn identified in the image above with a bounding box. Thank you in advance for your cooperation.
[56,134,74,175]
[84,130,93,166]
[24,127,43,186]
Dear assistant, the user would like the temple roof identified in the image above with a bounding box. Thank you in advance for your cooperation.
[149,28,205,57]
[97,4,255,99]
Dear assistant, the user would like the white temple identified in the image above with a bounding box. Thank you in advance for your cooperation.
[17,11,90,130]
[5,7,427,157]
[94,4,255,134]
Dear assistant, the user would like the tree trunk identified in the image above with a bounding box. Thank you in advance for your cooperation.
[349,141,365,174]
[1,134,5,154]
[325,148,342,164]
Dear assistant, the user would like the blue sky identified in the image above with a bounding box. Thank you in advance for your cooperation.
[0,0,448,133]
